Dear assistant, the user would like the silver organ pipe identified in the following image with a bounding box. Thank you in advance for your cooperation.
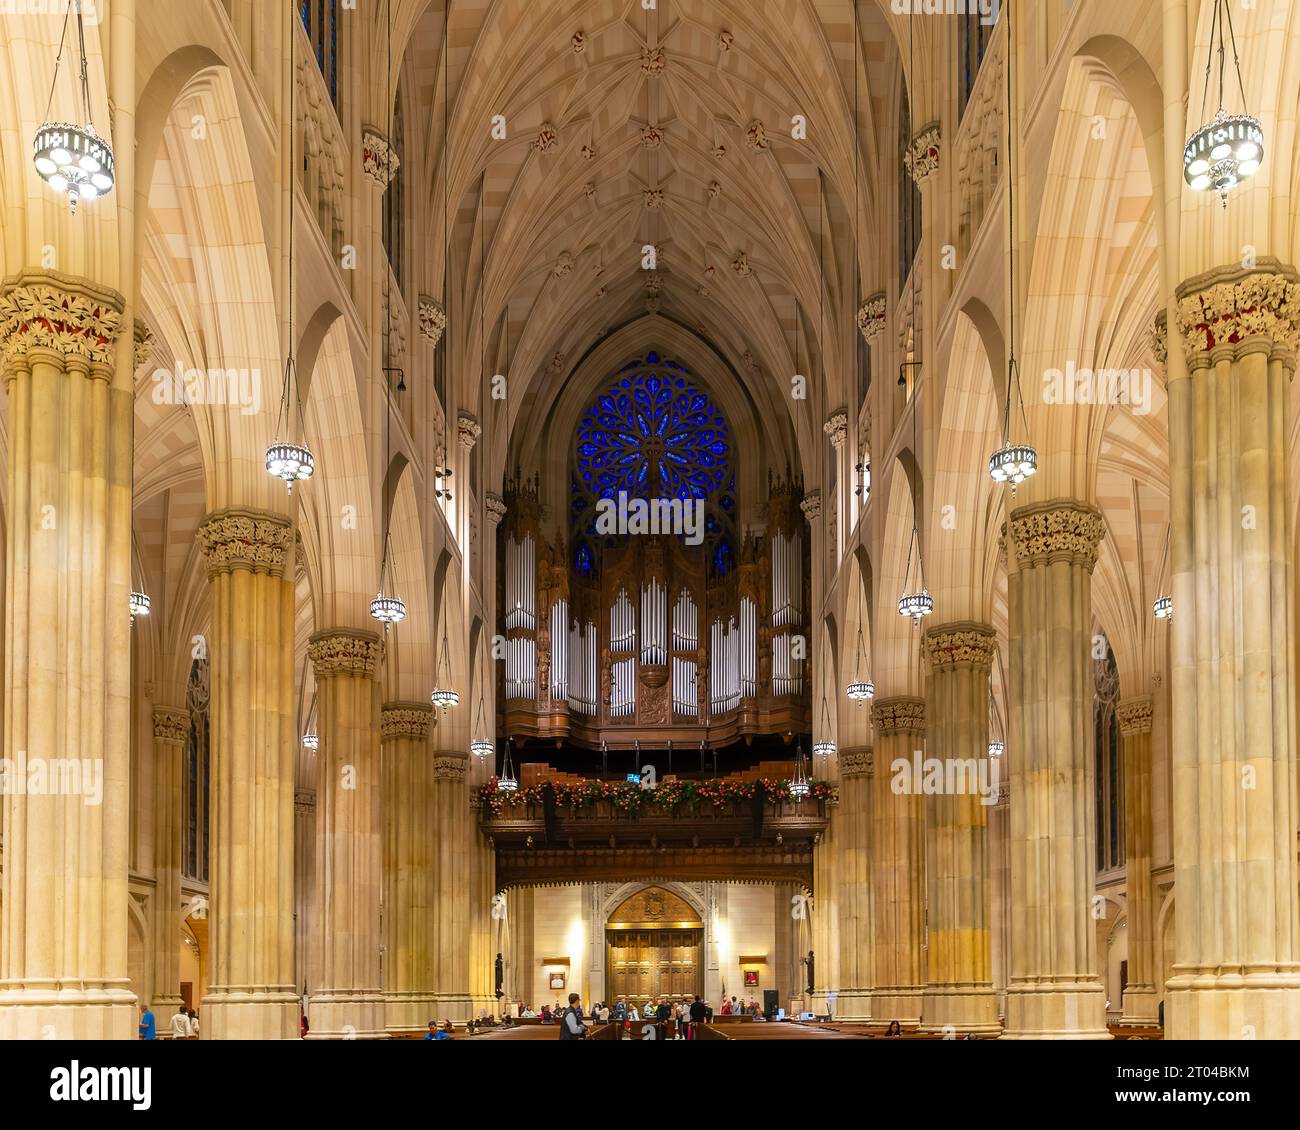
[640,579,666,664]
[672,589,698,720]
[672,589,697,652]
[567,620,597,716]
[612,658,637,718]
[505,535,536,630]
[672,657,697,718]
[611,589,636,655]
[709,617,741,714]
[506,636,535,700]
[550,599,568,701]
[739,596,757,699]
[771,530,802,628]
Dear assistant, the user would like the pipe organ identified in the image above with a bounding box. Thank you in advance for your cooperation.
[499,473,809,748]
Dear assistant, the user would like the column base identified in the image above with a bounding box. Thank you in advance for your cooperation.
[431,992,474,1024]
[0,984,136,1040]
[922,984,1002,1034]
[384,993,443,1035]
[303,992,386,1039]
[202,989,300,1040]
[828,989,873,1022]
[1118,984,1160,1027]
[869,986,923,1028]
[1001,981,1110,1039]
[151,994,187,1038]
[1165,970,1300,1040]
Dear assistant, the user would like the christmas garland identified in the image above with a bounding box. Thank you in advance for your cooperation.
[477,776,836,817]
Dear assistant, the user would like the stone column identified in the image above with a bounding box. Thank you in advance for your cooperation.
[305,630,385,1039]
[1001,500,1109,1039]
[1166,263,1300,1039]
[198,509,299,1040]
[432,751,473,1020]
[381,702,436,1033]
[151,707,189,1022]
[808,799,839,1015]
[834,748,874,1021]
[0,272,134,1040]
[921,623,1001,1034]
[1117,696,1158,1026]
[870,697,926,1026]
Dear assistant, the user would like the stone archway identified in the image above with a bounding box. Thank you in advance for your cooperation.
[603,885,706,1006]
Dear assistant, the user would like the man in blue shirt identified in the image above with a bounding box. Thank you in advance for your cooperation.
[423,1020,450,1040]
[138,1003,157,1040]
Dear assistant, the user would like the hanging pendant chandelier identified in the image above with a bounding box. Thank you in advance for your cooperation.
[129,590,151,623]
[431,631,459,711]
[989,2,1038,494]
[846,621,874,702]
[471,697,493,760]
[34,2,115,212]
[898,525,933,623]
[789,739,813,798]
[811,698,836,758]
[1184,0,1263,204]
[302,732,319,751]
[370,592,407,624]
[988,740,1004,758]
[1153,595,1173,620]
[498,742,519,793]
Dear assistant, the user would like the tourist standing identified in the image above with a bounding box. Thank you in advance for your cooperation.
[138,1004,157,1040]
[559,993,588,1040]
[170,1005,191,1039]
[689,995,707,1038]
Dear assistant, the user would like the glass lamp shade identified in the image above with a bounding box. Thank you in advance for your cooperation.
[302,733,320,751]
[789,777,812,799]
[370,593,407,624]
[497,770,519,793]
[898,590,934,621]
[1184,111,1264,199]
[1153,595,1173,620]
[266,441,315,492]
[846,680,875,702]
[129,591,151,621]
[988,740,1005,758]
[431,687,460,712]
[33,122,115,212]
[471,737,494,761]
[989,443,1038,488]
[811,740,836,759]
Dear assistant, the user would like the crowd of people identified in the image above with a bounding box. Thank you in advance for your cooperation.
[511,993,765,1039]
[137,1003,200,1039]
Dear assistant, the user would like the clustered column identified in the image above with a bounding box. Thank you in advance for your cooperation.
[869,697,926,1027]
[834,748,874,1021]
[0,272,134,1040]
[197,509,299,1040]
[306,629,386,1039]
[1166,263,1300,1038]
[1002,500,1109,1039]
[150,707,190,1021]
[431,750,473,1020]
[381,701,436,1033]
[1117,696,1158,1026]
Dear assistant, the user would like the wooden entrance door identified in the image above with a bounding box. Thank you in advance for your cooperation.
[606,929,702,1002]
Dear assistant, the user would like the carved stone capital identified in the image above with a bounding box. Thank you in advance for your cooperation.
[152,707,189,744]
[1175,259,1300,363]
[857,293,887,343]
[431,753,468,782]
[1007,499,1105,572]
[1116,696,1154,737]
[381,701,434,741]
[308,629,384,678]
[458,412,482,449]
[823,411,848,450]
[198,509,294,578]
[923,622,997,669]
[871,696,926,736]
[838,747,874,778]
[418,296,447,347]
[486,492,508,524]
[0,270,125,369]
[133,317,155,371]
[1152,311,1167,366]
[800,491,822,522]
[904,123,941,181]
[361,128,400,186]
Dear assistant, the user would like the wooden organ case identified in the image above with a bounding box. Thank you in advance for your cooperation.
[499,474,810,750]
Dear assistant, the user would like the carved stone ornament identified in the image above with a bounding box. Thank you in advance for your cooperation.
[198,509,295,578]
[719,30,734,53]
[745,120,769,152]
[381,703,434,741]
[732,252,753,278]
[581,144,596,161]
[643,188,664,210]
[152,708,190,744]
[554,251,575,278]
[823,412,848,450]
[458,412,482,449]
[418,296,447,347]
[1007,500,1105,572]
[431,754,468,782]
[923,622,997,669]
[871,696,926,736]
[533,123,558,153]
[839,747,874,778]
[800,491,822,522]
[856,293,887,343]
[571,30,587,54]
[641,125,664,150]
[486,492,508,524]
[904,123,941,181]
[0,271,124,368]
[1152,311,1168,366]
[308,629,384,678]
[133,317,155,372]
[641,46,666,76]
[1175,261,1300,361]
[361,129,400,186]
[1116,696,1154,737]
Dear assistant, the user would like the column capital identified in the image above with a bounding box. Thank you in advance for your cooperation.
[1151,311,1167,366]
[904,122,941,182]
[308,628,384,678]
[381,701,434,741]
[1116,696,1154,737]
[133,317,155,372]
[152,707,189,744]
[0,269,124,369]
[485,492,508,524]
[823,411,849,450]
[871,696,926,736]
[198,508,294,578]
[361,127,400,187]
[839,747,874,778]
[1006,499,1105,572]
[1176,258,1300,364]
[923,621,997,669]
[418,296,447,347]
[800,490,822,522]
[431,753,468,782]
[457,412,482,450]
[857,293,887,343]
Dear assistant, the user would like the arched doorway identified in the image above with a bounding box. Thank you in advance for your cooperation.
[605,886,704,1002]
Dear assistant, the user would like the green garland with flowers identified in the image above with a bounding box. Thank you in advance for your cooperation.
[476,776,836,818]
